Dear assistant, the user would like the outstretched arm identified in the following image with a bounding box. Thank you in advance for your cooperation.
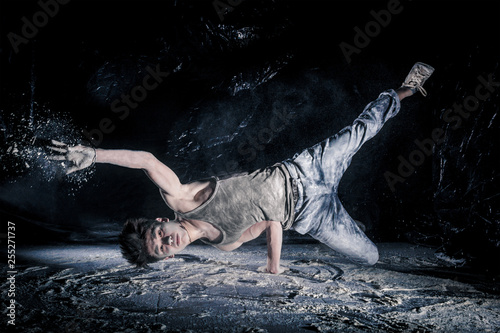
[48,141,183,197]
[95,148,183,197]
[217,220,286,274]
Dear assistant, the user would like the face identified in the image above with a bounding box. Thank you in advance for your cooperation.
[145,218,191,260]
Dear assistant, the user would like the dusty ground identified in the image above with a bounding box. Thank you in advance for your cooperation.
[3,242,500,333]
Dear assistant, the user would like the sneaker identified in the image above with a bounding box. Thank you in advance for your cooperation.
[401,62,435,96]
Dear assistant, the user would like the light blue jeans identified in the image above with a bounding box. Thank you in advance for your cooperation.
[283,90,401,265]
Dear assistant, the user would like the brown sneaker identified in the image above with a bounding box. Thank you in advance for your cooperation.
[401,62,435,97]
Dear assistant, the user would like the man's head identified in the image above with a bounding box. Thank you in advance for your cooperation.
[119,217,191,268]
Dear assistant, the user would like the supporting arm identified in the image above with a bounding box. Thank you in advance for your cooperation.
[265,220,285,274]
[217,220,286,274]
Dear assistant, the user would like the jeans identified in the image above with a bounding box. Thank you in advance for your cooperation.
[283,90,401,265]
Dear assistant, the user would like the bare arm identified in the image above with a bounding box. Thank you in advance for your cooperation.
[95,148,183,197]
[217,220,285,274]
[265,220,284,274]
[48,141,184,198]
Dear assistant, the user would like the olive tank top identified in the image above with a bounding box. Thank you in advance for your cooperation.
[160,163,295,246]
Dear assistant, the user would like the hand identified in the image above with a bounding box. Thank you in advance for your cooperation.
[48,140,96,174]
[258,265,289,275]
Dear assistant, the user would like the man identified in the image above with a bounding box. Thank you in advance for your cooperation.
[49,62,435,273]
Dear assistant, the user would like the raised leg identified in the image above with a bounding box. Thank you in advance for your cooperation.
[396,86,414,101]
[286,62,435,265]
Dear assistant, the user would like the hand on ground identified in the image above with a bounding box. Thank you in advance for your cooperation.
[258,265,289,275]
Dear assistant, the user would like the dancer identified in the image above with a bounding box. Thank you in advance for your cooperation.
[49,62,434,273]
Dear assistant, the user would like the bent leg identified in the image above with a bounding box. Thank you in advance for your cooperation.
[285,90,399,259]
[307,195,379,266]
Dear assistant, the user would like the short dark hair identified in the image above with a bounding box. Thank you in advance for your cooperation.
[119,218,161,268]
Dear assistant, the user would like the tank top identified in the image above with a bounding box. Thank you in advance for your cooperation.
[160,164,295,246]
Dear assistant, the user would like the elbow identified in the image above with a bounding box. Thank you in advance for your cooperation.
[267,220,283,232]
[217,242,240,252]
[141,151,157,169]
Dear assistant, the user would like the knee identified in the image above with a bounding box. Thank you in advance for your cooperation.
[352,245,379,266]
[363,246,379,266]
